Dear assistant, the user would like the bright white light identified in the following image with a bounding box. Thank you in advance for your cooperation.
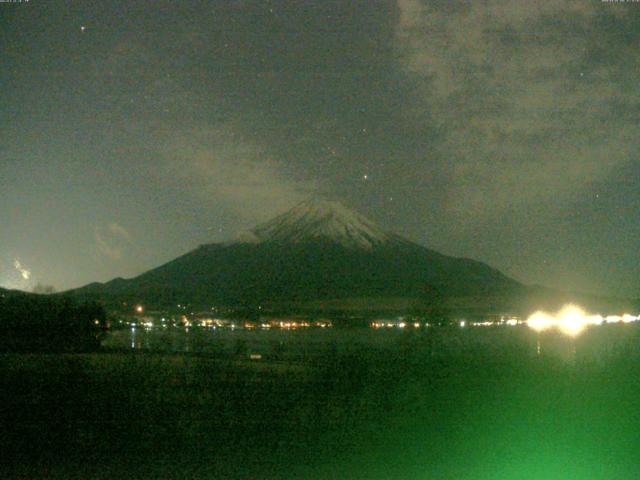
[527,304,639,337]
[460,320,466,328]
[588,314,605,326]
[527,311,555,333]
[557,305,587,337]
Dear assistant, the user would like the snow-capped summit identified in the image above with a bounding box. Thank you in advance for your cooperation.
[236,199,392,250]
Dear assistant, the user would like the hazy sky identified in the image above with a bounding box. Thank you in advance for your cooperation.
[1,0,639,295]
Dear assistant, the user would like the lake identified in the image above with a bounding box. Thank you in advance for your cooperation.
[103,322,640,364]
[3,322,640,479]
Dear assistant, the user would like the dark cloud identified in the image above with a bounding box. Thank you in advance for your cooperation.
[396,0,639,220]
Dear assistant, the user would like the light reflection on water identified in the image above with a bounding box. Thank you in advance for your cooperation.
[102,323,640,363]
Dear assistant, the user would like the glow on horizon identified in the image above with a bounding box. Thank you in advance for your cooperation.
[527,304,639,337]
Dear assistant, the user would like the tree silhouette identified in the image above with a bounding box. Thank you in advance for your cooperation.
[0,294,107,352]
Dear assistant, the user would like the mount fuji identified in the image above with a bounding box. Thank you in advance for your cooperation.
[71,199,524,312]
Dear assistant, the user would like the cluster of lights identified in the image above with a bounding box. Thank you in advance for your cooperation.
[271,320,331,329]
[125,304,637,338]
[467,317,521,327]
[199,318,226,328]
[526,304,640,337]
[371,308,640,337]
[128,320,154,329]
[124,318,332,330]
[371,321,427,329]
[371,318,522,329]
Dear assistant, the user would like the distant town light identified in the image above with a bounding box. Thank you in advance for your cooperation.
[135,305,143,313]
[474,321,494,327]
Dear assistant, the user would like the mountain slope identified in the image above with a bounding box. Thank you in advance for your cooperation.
[71,199,524,309]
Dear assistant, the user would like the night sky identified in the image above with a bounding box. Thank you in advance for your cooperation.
[1,0,639,296]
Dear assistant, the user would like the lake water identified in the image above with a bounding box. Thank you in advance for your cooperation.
[102,323,640,364]
[6,322,640,479]
[104,325,426,359]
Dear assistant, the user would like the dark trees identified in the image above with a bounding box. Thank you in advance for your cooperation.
[0,294,107,352]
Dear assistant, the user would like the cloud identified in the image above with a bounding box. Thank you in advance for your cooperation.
[13,259,31,280]
[161,123,317,224]
[95,222,132,260]
[395,0,640,224]
[107,222,131,242]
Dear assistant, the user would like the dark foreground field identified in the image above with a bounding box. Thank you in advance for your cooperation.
[2,326,640,479]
